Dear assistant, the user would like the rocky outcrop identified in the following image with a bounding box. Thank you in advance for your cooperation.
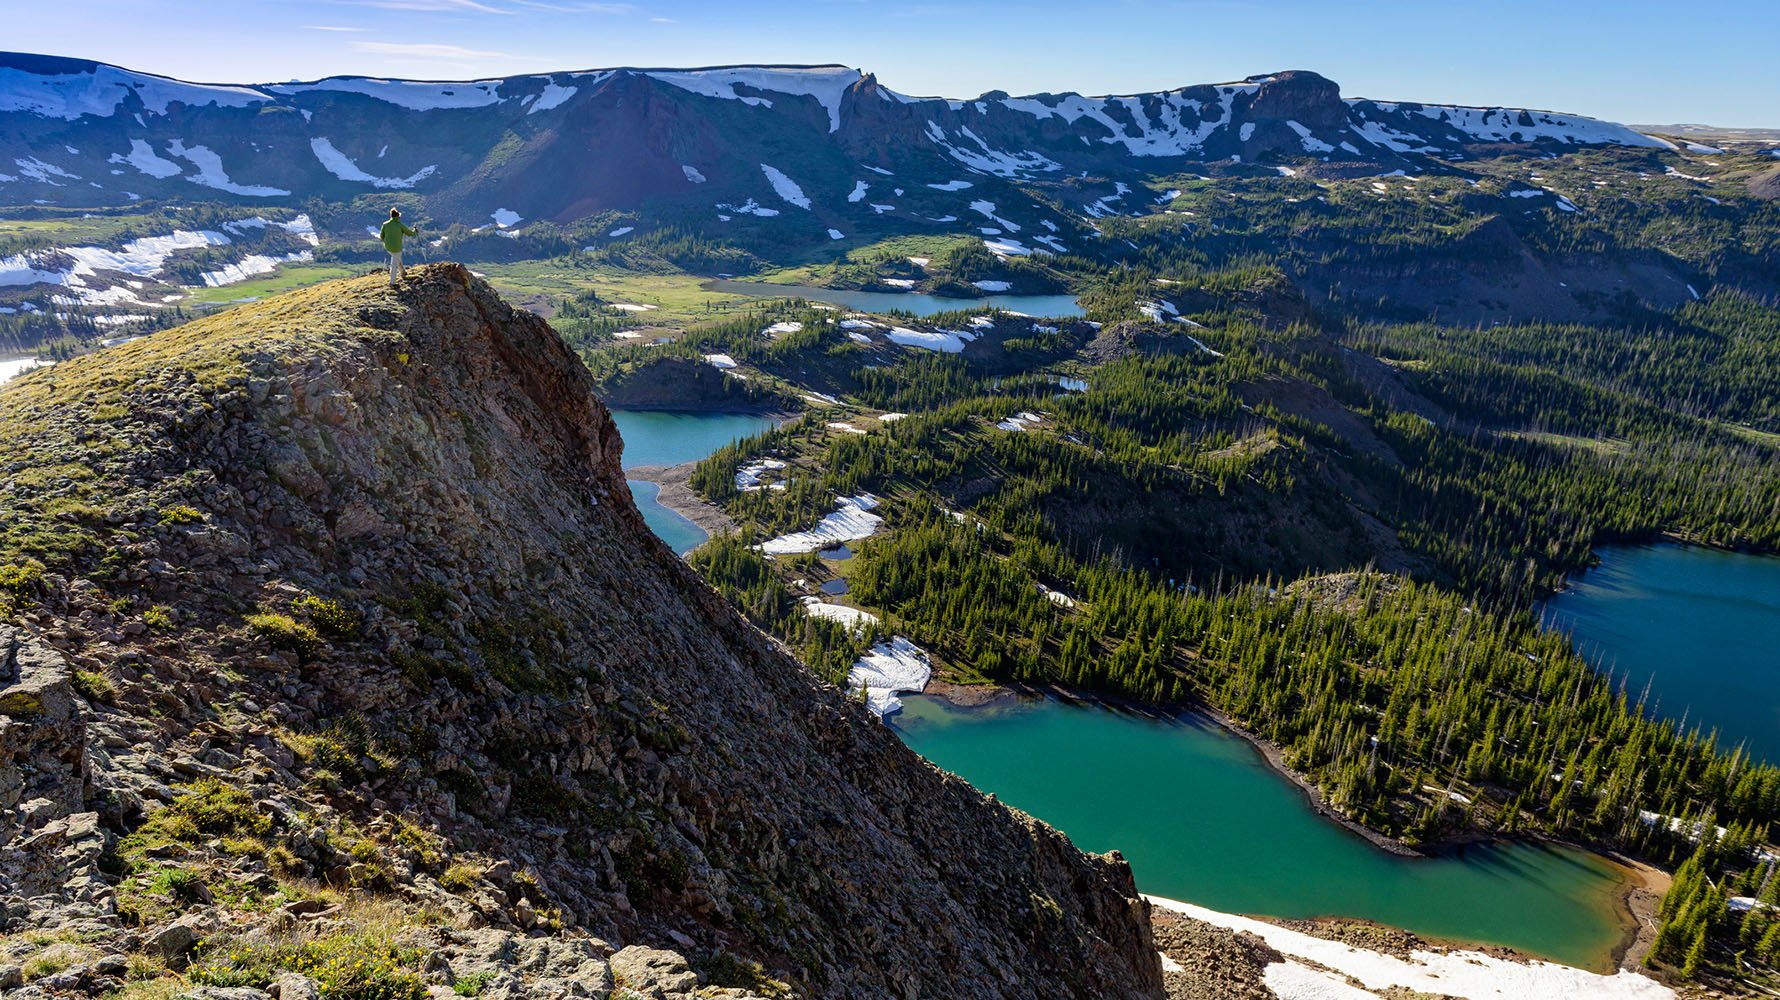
[0,265,1162,999]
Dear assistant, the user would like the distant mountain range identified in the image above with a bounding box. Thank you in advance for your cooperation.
[0,52,1690,229]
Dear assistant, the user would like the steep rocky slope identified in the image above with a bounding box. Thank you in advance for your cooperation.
[0,265,1162,999]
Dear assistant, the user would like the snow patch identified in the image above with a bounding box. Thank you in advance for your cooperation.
[848,636,932,716]
[759,495,884,555]
[759,163,811,209]
[800,597,878,631]
[681,163,707,184]
[718,199,780,217]
[886,325,977,353]
[491,208,522,228]
[0,357,54,384]
[309,138,435,189]
[646,66,861,132]
[0,63,266,119]
[167,140,288,196]
[110,140,182,179]
[527,82,577,113]
[847,180,869,202]
[1146,896,1674,1000]
[972,280,1012,292]
[268,77,505,110]
[735,458,787,491]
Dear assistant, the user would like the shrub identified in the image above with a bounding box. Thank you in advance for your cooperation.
[146,865,205,904]
[0,562,43,598]
[120,779,271,868]
[284,725,366,784]
[293,595,362,639]
[157,505,205,526]
[439,863,482,894]
[452,971,496,997]
[246,612,321,657]
[190,933,426,1000]
[143,605,174,630]
[72,670,118,704]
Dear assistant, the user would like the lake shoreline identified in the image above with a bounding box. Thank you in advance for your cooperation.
[626,461,735,540]
[923,679,1423,856]
[919,679,1659,972]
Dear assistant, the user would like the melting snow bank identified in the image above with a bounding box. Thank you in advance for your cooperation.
[848,636,932,716]
[758,495,882,554]
[0,357,54,385]
[1145,896,1674,1000]
[799,597,879,631]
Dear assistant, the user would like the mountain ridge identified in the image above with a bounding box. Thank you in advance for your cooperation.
[0,264,1163,999]
[0,50,1680,225]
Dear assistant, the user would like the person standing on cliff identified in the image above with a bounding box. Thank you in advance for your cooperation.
[379,208,419,285]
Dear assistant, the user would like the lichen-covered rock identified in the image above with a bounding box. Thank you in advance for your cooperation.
[0,266,1165,999]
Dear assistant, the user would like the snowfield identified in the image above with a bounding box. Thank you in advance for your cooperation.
[886,326,978,353]
[1146,896,1674,1000]
[527,82,577,114]
[0,218,323,302]
[166,140,288,196]
[111,140,182,179]
[310,138,436,189]
[719,199,780,218]
[0,357,54,384]
[759,163,811,209]
[800,597,879,631]
[267,77,506,111]
[646,66,862,132]
[848,636,933,716]
[758,495,883,554]
[199,250,313,287]
[702,353,738,369]
[490,209,522,228]
[0,62,265,119]
[972,280,1013,292]
[734,458,787,491]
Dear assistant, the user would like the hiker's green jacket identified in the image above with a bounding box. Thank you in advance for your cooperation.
[379,219,417,253]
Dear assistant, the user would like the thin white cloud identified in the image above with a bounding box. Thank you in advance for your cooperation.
[332,0,511,13]
[505,0,635,11]
[352,41,514,59]
[305,25,371,32]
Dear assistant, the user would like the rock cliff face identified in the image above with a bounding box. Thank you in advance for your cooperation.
[0,265,1161,999]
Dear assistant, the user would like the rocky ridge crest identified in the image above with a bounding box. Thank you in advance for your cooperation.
[0,265,1161,999]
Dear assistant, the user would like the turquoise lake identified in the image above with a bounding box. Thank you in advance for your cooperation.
[610,410,779,555]
[893,695,1633,970]
[1544,543,1780,763]
[709,279,1085,318]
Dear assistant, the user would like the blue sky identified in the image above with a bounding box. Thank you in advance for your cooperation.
[9,0,1777,126]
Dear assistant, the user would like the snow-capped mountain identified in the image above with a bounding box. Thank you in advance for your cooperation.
[0,53,1678,226]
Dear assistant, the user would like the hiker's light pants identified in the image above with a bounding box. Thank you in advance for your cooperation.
[389,251,404,284]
